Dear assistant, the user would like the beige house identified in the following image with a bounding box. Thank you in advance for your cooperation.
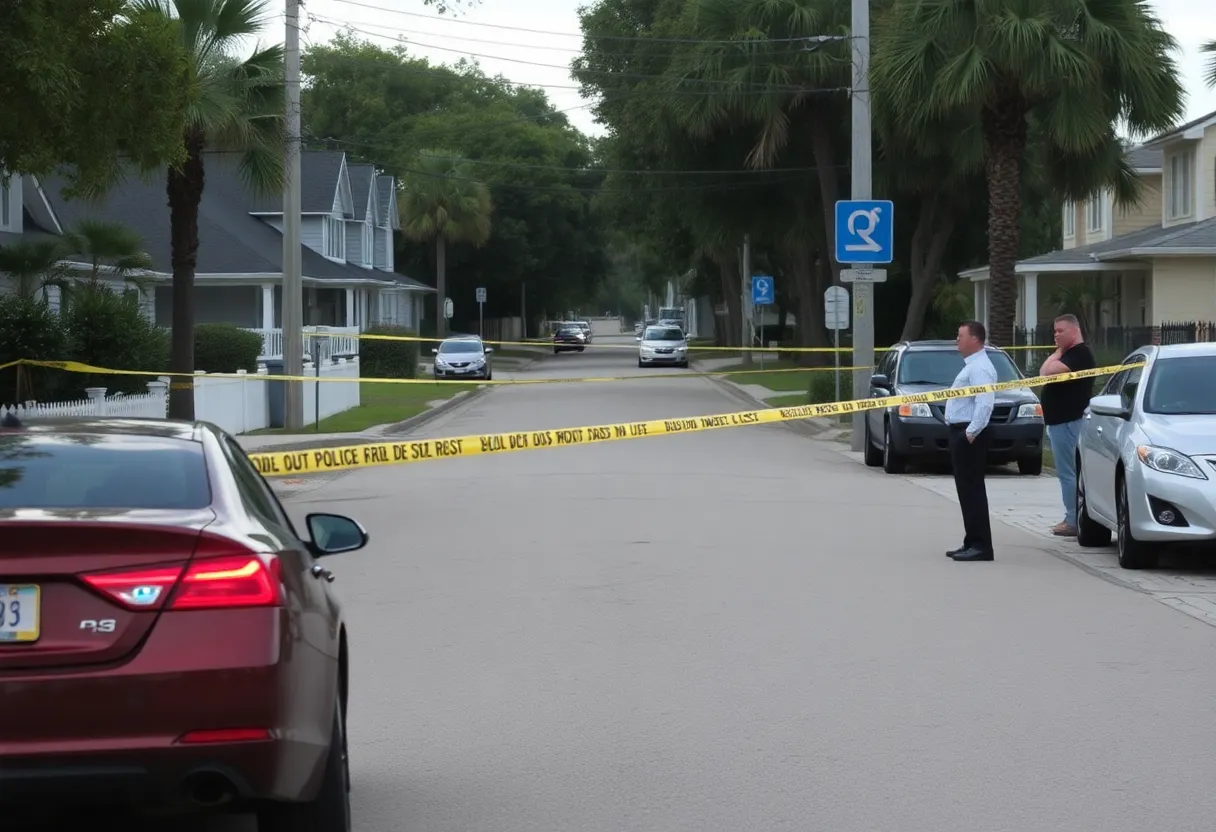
[961,108,1216,338]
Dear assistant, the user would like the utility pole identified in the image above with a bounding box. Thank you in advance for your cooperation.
[282,0,305,430]
[741,234,752,365]
[849,0,873,452]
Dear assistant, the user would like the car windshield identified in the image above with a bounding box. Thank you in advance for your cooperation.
[0,434,211,509]
[439,340,483,354]
[557,327,581,336]
[1143,356,1216,415]
[644,327,683,341]
[896,349,1022,385]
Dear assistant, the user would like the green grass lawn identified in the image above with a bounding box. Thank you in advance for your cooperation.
[706,359,841,391]
[249,380,477,435]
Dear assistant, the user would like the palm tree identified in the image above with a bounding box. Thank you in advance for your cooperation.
[1203,40,1216,88]
[131,0,285,419]
[872,0,1183,346]
[399,150,493,338]
[0,239,70,299]
[61,219,154,285]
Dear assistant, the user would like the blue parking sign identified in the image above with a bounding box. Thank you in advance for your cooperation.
[834,200,894,265]
[751,275,774,306]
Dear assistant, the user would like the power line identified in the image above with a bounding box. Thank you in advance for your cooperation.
[328,0,841,45]
[306,16,849,92]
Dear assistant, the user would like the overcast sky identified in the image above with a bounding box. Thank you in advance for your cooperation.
[288,0,1216,139]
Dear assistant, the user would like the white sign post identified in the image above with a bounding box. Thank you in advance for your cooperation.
[824,285,851,406]
[475,287,486,338]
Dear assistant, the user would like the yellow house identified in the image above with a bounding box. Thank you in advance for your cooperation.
[961,108,1216,340]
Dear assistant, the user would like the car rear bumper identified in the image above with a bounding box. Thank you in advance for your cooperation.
[889,416,1044,460]
[0,608,335,814]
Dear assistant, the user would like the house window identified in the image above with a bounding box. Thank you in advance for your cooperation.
[323,216,344,259]
[1086,194,1104,233]
[1063,200,1075,238]
[1168,149,1194,219]
[362,221,373,266]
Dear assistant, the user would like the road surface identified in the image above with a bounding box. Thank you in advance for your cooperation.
[63,336,1216,830]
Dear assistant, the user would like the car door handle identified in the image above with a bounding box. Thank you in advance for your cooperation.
[1095,426,1102,434]
[310,564,335,582]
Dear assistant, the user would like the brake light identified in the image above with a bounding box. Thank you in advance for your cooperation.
[82,563,185,610]
[176,728,273,744]
[169,555,283,610]
[81,554,282,611]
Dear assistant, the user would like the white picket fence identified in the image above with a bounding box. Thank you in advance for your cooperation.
[1,357,362,434]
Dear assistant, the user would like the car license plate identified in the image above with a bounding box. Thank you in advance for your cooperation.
[0,584,40,643]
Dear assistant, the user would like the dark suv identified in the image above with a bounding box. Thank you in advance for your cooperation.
[863,340,1045,475]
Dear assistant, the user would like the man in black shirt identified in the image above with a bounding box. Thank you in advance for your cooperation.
[1038,314,1097,536]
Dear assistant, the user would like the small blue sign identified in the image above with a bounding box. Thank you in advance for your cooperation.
[834,199,894,265]
[751,275,774,306]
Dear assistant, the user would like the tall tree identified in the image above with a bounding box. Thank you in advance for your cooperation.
[399,150,493,338]
[0,0,189,195]
[873,0,1183,345]
[132,0,285,419]
[1203,40,1216,88]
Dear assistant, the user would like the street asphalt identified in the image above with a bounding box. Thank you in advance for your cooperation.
[104,336,1216,830]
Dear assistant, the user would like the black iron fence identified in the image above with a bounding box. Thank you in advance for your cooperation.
[1011,321,1216,367]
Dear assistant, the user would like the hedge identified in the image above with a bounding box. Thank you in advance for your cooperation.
[194,323,263,373]
[361,324,419,379]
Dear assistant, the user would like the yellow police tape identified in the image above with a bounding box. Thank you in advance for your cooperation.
[350,332,1049,353]
[245,362,1137,477]
[0,358,865,385]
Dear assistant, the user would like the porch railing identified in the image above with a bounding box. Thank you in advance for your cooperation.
[246,327,361,361]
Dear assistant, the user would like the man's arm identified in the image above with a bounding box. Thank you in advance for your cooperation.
[966,363,998,439]
[1039,349,1071,376]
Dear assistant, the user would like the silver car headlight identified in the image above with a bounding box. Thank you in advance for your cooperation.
[1136,445,1207,479]
[1016,403,1043,418]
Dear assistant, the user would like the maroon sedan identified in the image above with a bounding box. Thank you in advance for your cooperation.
[0,417,367,830]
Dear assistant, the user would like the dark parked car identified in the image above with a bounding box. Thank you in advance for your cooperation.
[863,340,1045,475]
[553,325,586,353]
[0,417,367,829]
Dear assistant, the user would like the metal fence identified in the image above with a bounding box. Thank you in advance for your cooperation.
[1012,321,1216,367]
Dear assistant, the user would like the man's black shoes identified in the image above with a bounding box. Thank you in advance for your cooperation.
[949,547,994,562]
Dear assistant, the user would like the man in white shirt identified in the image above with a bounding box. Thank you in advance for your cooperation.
[944,321,998,562]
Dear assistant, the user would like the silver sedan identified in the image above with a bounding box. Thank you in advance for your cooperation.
[1076,342,1216,569]
[636,325,689,368]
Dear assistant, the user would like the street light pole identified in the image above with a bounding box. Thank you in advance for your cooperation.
[849,0,873,452]
[282,0,305,429]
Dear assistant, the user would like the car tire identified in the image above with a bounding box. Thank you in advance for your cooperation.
[881,420,906,474]
[1017,454,1043,476]
[553,347,560,354]
[863,420,883,467]
[257,702,350,832]
[637,359,644,368]
[1116,473,1157,569]
[578,347,585,352]
[1075,460,1111,547]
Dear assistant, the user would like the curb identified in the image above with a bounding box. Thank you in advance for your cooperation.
[693,362,833,438]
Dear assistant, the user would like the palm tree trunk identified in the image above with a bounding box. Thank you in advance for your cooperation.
[808,116,842,285]
[983,94,1028,347]
[715,253,741,347]
[166,128,205,420]
[901,194,956,340]
[435,234,447,339]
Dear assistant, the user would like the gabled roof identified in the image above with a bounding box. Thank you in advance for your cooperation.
[1126,144,1162,171]
[1143,108,1216,148]
[247,150,347,214]
[38,154,426,287]
[347,163,376,223]
[1016,218,1216,267]
[376,175,400,230]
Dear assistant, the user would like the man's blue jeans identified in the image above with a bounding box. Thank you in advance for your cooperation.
[1046,419,1083,526]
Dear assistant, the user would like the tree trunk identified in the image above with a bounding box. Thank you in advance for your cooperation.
[900,194,956,341]
[808,116,842,285]
[983,94,1028,346]
[166,127,205,420]
[435,234,446,339]
[716,253,741,347]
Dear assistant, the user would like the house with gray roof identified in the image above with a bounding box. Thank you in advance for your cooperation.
[1,150,432,359]
[960,108,1216,339]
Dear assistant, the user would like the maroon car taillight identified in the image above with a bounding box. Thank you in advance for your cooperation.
[175,728,274,744]
[82,553,284,611]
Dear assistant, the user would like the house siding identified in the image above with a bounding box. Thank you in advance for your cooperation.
[1113,174,1162,237]
[1203,125,1216,222]
[155,285,260,329]
[1148,258,1216,324]
[373,227,388,269]
[301,217,324,254]
[344,221,363,265]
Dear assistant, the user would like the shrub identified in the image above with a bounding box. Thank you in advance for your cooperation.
[62,283,168,396]
[194,323,263,373]
[361,324,419,379]
[808,368,853,405]
[0,294,72,405]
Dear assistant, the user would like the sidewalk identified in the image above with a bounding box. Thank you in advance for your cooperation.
[693,356,805,405]
[825,440,1216,628]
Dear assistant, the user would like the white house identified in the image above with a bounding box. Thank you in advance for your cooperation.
[2,150,433,360]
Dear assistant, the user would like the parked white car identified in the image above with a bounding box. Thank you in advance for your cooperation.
[637,325,689,368]
[1075,342,1216,569]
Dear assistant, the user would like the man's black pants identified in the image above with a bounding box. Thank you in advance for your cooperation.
[949,424,993,553]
